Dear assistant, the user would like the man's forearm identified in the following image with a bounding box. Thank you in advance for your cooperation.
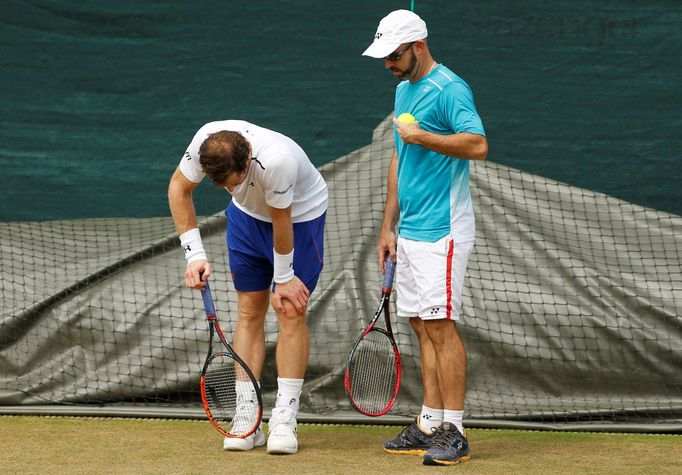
[168,168,207,264]
[169,189,198,234]
[269,206,295,284]
[413,130,488,161]
[382,152,400,232]
[168,170,199,234]
[269,206,294,254]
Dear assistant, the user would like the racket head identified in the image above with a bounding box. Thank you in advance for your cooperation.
[344,327,402,416]
[200,352,263,438]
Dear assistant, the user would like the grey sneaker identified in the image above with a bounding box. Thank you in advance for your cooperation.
[422,422,470,465]
[383,418,437,455]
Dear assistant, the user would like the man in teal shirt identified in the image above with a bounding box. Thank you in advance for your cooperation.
[363,9,488,466]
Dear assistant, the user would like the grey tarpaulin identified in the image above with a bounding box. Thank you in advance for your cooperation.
[1,117,680,429]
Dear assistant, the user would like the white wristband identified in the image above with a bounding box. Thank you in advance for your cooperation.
[180,228,208,263]
[273,248,294,284]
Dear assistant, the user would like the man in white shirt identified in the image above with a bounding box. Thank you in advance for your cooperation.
[168,120,328,455]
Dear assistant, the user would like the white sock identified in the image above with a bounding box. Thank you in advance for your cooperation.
[235,380,258,402]
[443,409,465,434]
[275,377,303,414]
[419,405,443,434]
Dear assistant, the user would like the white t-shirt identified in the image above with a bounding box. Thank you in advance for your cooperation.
[179,120,328,223]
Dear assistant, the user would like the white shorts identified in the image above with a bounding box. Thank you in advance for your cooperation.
[395,235,474,321]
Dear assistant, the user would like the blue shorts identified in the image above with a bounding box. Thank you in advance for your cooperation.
[225,203,326,293]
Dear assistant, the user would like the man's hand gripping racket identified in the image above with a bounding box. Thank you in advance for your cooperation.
[199,279,263,438]
[344,257,402,416]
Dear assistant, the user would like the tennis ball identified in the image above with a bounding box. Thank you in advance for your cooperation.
[397,113,416,123]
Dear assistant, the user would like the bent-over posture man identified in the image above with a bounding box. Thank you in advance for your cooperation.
[363,10,488,466]
[168,120,327,454]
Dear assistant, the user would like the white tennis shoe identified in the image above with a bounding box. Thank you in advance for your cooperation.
[266,407,298,454]
[223,396,263,451]
[223,422,265,451]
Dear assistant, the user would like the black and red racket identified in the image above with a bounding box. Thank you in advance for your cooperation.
[199,279,262,438]
[344,257,402,416]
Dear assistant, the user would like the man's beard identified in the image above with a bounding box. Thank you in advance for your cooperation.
[392,54,418,81]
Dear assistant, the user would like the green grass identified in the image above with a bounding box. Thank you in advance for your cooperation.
[1,416,680,474]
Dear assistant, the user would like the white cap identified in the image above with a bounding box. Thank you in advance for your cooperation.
[362,10,428,58]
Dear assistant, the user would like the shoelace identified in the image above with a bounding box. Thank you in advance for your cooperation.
[397,423,425,444]
[431,427,463,449]
[270,408,295,427]
[396,424,415,440]
[232,398,257,432]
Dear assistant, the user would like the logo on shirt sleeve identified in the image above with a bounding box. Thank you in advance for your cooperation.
[273,184,293,195]
[184,151,191,161]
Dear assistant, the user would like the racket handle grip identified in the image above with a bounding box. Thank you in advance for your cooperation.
[382,257,396,291]
[200,279,216,316]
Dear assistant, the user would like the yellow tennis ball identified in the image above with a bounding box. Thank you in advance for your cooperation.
[397,113,416,123]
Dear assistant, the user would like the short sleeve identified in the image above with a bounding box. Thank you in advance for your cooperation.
[263,154,297,209]
[177,126,208,183]
[439,81,486,136]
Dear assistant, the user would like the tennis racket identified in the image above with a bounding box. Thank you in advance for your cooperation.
[344,257,402,416]
[199,279,262,438]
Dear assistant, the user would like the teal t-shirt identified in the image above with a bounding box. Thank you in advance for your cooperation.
[393,64,485,243]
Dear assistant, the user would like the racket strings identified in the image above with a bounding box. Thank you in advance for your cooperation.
[348,331,398,414]
[203,355,258,436]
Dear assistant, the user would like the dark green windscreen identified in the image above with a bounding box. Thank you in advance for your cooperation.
[1,1,680,220]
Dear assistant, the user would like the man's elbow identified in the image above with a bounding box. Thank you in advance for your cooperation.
[168,170,193,204]
[474,136,488,161]
[168,175,180,202]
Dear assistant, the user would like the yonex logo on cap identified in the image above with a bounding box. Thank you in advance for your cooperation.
[362,9,428,58]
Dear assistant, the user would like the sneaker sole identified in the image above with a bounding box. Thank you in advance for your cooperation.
[267,446,298,455]
[224,445,256,451]
[223,439,265,451]
[223,433,265,451]
[383,448,427,456]
[423,455,471,466]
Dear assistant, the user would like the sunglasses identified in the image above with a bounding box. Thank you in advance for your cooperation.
[384,42,414,61]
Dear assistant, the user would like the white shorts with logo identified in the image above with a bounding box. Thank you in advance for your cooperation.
[395,235,474,321]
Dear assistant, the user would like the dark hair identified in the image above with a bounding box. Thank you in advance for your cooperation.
[199,131,251,185]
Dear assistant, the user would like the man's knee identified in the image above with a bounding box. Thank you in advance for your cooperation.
[276,301,307,332]
[423,319,459,344]
[238,290,269,324]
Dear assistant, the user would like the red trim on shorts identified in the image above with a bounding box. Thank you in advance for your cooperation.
[446,239,454,320]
